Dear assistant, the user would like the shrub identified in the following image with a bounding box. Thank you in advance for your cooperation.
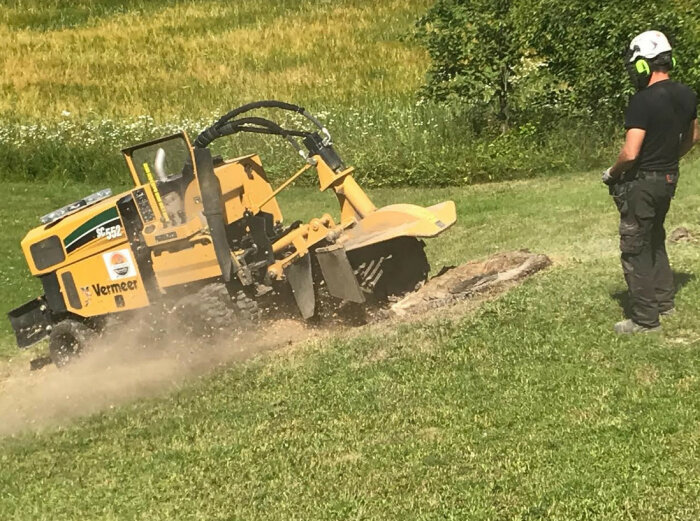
[417,0,700,128]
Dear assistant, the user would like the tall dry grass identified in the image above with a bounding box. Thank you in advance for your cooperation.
[0,0,430,121]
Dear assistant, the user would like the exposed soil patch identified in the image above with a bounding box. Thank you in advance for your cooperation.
[0,250,550,436]
[669,227,695,243]
[391,250,551,316]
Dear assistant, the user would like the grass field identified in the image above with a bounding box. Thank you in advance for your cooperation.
[2,157,700,519]
[0,0,429,120]
[0,0,436,180]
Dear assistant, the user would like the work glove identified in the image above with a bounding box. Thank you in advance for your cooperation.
[601,167,616,186]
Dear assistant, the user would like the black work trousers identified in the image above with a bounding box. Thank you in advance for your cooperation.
[611,174,677,328]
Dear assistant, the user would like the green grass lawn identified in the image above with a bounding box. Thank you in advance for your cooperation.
[2,158,700,519]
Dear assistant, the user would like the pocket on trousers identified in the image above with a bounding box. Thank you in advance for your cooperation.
[619,219,643,254]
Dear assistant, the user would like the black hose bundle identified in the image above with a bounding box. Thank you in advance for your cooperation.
[193,100,331,152]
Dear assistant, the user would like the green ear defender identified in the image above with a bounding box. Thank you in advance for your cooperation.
[635,59,651,75]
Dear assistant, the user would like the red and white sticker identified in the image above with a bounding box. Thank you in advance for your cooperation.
[102,248,137,281]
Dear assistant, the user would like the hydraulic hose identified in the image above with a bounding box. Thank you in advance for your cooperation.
[213,116,311,160]
[193,100,331,149]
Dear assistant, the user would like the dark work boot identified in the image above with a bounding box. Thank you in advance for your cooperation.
[614,319,661,334]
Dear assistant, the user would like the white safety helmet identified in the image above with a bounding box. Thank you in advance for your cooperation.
[628,30,672,62]
[626,30,674,90]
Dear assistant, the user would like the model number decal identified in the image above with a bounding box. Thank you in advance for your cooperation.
[96,225,122,240]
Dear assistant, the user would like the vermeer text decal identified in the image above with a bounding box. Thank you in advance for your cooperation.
[91,280,138,296]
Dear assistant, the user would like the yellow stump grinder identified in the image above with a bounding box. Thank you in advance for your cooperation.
[8,101,457,366]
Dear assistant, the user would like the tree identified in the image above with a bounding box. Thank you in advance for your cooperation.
[416,0,523,132]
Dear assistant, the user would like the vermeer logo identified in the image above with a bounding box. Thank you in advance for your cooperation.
[102,248,136,280]
[91,280,139,296]
[80,286,93,306]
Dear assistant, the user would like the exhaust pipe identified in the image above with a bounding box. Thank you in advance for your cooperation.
[194,148,235,282]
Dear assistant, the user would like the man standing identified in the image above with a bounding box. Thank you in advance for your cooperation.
[603,30,699,333]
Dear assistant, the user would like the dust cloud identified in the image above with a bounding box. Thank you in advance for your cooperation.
[0,317,314,437]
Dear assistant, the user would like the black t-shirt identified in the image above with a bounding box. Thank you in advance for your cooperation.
[624,80,697,172]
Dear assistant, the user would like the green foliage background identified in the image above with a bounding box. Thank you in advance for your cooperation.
[418,0,700,129]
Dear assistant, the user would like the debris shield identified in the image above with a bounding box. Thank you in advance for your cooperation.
[340,201,457,252]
